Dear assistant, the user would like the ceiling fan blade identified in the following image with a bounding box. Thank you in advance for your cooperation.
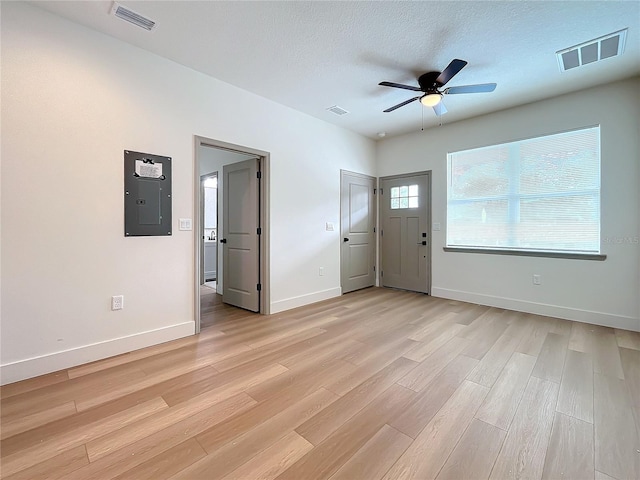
[444,83,497,94]
[379,81,422,92]
[383,96,420,113]
[435,59,467,86]
[432,102,448,116]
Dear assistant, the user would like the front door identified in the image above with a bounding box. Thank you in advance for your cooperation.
[380,172,431,294]
[222,158,260,312]
[340,171,376,293]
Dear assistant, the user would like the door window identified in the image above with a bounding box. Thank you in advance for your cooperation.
[390,185,419,209]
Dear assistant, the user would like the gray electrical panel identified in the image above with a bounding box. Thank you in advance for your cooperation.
[124,150,172,236]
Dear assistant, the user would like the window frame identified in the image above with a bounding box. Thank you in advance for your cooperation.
[444,126,606,261]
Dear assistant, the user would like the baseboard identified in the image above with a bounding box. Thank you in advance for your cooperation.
[270,287,342,314]
[432,287,640,332]
[0,322,195,386]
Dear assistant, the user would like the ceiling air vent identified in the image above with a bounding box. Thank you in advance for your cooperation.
[326,105,349,116]
[556,29,627,72]
[111,2,156,31]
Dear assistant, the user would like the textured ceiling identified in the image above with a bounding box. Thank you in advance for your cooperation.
[30,1,640,139]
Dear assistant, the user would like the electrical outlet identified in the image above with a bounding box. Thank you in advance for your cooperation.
[325,222,334,231]
[112,295,124,310]
[532,274,541,285]
[319,267,325,276]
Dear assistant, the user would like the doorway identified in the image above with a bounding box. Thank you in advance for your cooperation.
[194,136,270,333]
[380,171,432,294]
[340,170,377,293]
[201,172,218,290]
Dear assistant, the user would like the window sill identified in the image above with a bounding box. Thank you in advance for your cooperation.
[443,247,606,261]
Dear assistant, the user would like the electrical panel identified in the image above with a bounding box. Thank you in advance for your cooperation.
[124,150,172,236]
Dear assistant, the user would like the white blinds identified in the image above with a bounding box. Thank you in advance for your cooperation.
[447,126,600,253]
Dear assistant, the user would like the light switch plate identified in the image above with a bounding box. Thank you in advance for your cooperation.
[433,222,441,231]
[326,222,335,231]
[179,218,192,231]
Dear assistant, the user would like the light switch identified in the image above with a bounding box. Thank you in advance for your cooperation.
[179,218,193,231]
[433,222,441,231]
[326,222,335,231]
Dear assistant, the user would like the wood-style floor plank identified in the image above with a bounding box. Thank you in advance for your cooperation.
[1,445,88,480]
[0,401,77,440]
[328,424,412,480]
[615,328,640,350]
[531,332,569,383]
[0,287,637,480]
[179,388,339,479]
[389,354,479,439]
[542,412,594,480]
[61,392,257,480]
[382,380,489,480]
[556,349,594,423]
[112,438,206,480]
[295,357,418,445]
[593,373,640,480]
[1,397,168,478]
[435,418,506,480]
[489,376,559,480]
[619,347,640,433]
[475,352,537,431]
[398,336,470,392]
[279,384,416,480]
[222,431,313,480]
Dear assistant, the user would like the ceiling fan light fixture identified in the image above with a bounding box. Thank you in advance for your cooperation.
[420,93,442,107]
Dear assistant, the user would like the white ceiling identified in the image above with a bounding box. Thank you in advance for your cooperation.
[31,1,640,140]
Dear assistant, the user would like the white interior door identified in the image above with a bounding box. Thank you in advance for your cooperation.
[380,173,430,294]
[222,158,260,312]
[340,171,376,293]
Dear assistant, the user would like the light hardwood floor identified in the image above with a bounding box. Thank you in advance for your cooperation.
[1,287,639,479]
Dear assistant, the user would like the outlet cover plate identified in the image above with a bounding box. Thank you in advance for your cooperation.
[112,295,124,310]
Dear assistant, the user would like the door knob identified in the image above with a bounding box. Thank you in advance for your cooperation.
[220,238,227,244]
[343,237,350,242]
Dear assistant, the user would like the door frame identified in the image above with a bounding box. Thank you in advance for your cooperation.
[194,136,271,334]
[379,170,432,295]
[200,171,218,285]
[340,170,377,294]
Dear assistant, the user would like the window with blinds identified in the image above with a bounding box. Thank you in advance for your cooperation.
[446,126,601,254]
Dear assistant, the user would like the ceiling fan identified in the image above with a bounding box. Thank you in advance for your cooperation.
[379,59,496,115]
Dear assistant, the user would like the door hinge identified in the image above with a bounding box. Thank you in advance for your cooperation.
[257,283,262,291]
[380,188,383,195]
[257,227,262,235]
[374,188,377,194]
[257,171,262,179]
[373,227,376,233]
[381,229,384,236]
[373,265,376,272]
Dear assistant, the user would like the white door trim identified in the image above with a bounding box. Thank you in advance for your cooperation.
[193,136,271,334]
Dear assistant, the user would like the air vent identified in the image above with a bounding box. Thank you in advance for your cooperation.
[326,105,349,116]
[111,2,156,31]
[556,29,627,72]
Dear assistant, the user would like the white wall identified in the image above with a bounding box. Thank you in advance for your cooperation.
[0,3,376,384]
[378,77,640,332]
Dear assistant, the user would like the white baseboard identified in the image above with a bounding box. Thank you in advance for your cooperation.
[432,287,640,332]
[0,322,195,386]
[270,287,342,314]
